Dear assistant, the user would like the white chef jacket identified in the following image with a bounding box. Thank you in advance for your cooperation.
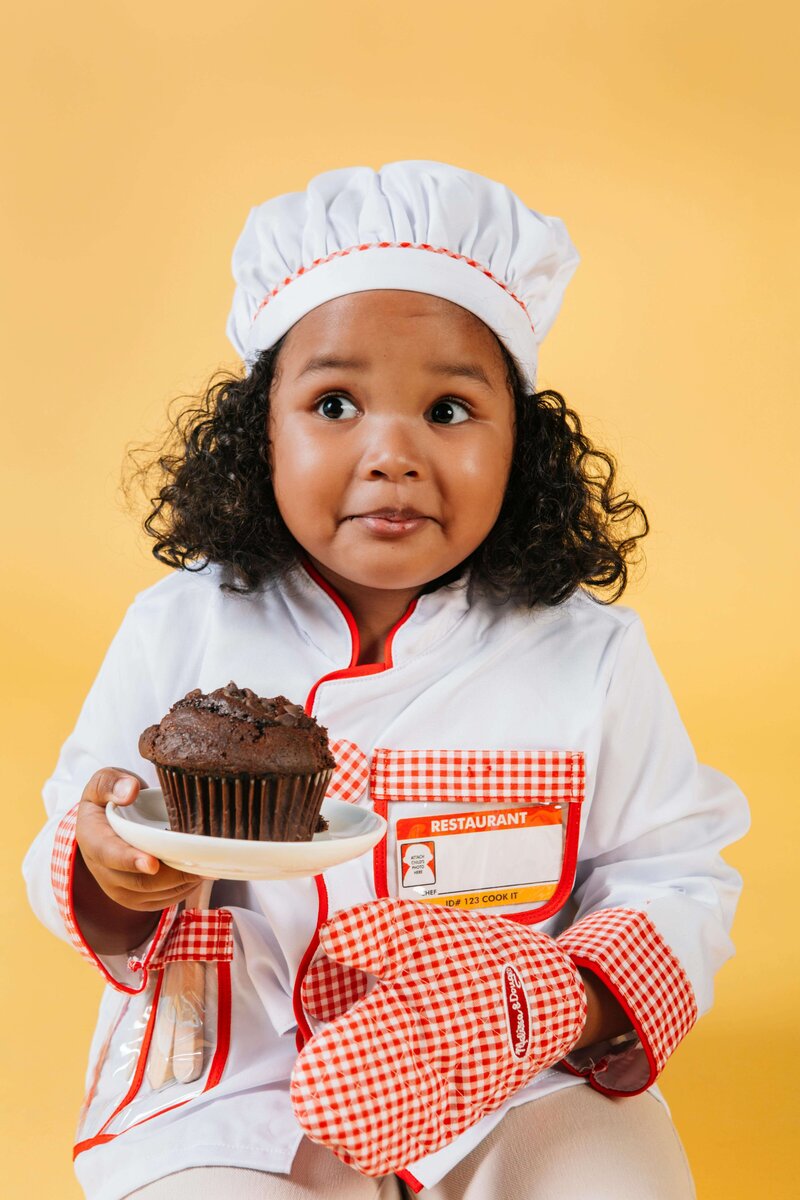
[22,561,749,1200]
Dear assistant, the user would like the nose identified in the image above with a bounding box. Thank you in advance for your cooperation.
[358,415,424,481]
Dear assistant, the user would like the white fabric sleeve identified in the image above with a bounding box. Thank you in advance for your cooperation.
[572,613,749,1015]
[553,612,749,1093]
[21,599,178,986]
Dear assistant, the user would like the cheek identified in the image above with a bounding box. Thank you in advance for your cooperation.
[269,421,341,533]
[271,420,319,483]
[450,430,513,509]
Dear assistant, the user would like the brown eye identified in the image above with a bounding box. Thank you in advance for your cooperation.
[315,394,359,420]
[428,399,470,425]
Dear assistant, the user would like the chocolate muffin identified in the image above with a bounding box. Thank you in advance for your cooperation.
[138,683,336,841]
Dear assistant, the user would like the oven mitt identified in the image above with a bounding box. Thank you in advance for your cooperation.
[290,897,587,1176]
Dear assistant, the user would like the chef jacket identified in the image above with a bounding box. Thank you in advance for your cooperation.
[22,561,749,1200]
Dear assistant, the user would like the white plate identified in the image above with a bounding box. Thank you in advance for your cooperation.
[107,788,386,881]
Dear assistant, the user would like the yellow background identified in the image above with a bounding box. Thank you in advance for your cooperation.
[3,2,797,1195]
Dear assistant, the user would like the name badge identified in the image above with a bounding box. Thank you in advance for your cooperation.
[396,804,564,910]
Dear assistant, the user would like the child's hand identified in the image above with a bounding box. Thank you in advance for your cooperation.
[76,768,202,913]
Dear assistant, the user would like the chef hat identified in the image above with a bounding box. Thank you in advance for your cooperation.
[226,160,579,390]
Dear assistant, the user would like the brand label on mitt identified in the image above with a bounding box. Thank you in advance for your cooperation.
[503,964,530,1059]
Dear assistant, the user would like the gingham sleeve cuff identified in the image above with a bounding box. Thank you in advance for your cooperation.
[555,906,698,1095]
[51,802,179,993]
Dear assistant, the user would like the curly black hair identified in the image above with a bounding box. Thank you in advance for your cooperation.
[124,337,648,606]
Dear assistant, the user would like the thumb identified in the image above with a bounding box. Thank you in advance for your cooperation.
[82,767,148,809]
[318,898,435,981]
[110,775,144,805]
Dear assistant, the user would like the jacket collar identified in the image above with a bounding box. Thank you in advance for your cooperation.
[275,560,473,669]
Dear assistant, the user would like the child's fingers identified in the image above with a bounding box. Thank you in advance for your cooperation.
[76,765,205,909]
[77,767,161,874]
[79,805,201,886]
[103,858,197,894]
[77,797,159,875]
[79,837,205,909]
[82,766,148,809]
[98,870,203,909]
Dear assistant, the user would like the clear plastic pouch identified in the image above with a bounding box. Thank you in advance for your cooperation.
[369,748,585,924]
[75,912,233,1155]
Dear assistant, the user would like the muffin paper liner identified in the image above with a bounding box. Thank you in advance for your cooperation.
[155,767,334,842]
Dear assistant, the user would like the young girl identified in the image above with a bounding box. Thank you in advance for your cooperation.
[23,160,748,1200]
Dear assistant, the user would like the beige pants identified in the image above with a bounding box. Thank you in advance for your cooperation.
[125,1086,696,1200]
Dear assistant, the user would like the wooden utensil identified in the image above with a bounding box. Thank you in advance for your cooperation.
[147,964,178,1088]
[171,879,214,1085]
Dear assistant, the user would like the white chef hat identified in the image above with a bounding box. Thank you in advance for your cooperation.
[226,160,579,390]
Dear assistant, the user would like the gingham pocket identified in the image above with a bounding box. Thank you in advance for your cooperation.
[369,748,585,925]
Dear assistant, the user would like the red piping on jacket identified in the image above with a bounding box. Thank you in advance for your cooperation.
[292,559,418,1050]
[292,875,329,1050]
[302,559,419,711]
[396,1168,424,1193]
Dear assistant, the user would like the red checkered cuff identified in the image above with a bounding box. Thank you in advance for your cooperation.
[147,908,234,968]
[556,907,698,1095]
[51,802,179,994]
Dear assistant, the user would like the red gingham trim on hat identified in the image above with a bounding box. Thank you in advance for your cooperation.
[327,739,369,804]
[51,802,179,993]
[370,748,584,804]
[556,907,698,1095]
[146,907,233,968]
[252,242,534,331]
[302,953,369,1023]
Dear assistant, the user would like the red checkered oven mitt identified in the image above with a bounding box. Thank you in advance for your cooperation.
[290,898,587,1175]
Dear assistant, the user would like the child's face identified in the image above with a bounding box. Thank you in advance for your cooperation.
[268,290,515,595]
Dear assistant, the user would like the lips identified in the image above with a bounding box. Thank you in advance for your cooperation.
[347,507,435,539]
[351,507,430,521]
